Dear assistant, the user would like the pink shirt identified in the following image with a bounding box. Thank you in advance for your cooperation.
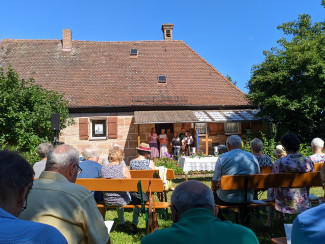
[148,133,158,144]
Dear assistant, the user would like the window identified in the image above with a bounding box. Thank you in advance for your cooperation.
[195,123,207,135]
[225,122,239,134]
[158,75,167,83]
[166,29,171,37]
[130,49,138,55]
[91,119,107,139]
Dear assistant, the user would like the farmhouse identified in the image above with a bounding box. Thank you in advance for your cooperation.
[0,24,263,162]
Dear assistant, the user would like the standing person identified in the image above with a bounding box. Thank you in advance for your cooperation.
[166,128,173,153]
[182,132,193,156]
[250,138,273,167]
[271,133,314,215]
[309,137,325,164]
[141,181,259,244]
[211,135,260,226]
[179,128,186,141]
[100,145,139,234]
[0,150,67,243]
[159,129,168,158]
[20,144,110,244]
[171,132,182,161]
[33,142,54,178]
[148,127,159,159]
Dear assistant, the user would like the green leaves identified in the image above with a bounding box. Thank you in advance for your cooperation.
[0,66,74,162]
[247,6,325,141]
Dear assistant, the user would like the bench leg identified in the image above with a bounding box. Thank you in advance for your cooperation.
[98,207,107,220]
[240,206,250,228]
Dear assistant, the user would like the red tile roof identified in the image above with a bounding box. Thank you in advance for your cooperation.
[0,39,250,108]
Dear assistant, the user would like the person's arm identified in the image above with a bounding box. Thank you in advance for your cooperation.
[149,160,155,169]
[211,158,222,191]
[123,166,131,179]
[292,216,308,244]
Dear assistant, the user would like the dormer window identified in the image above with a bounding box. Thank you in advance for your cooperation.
[158,75,167,83]
[130,49,138,56]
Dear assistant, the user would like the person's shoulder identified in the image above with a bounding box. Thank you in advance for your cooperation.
[34,222,68,243]
[221,221,259,242]
[141,228,171,244]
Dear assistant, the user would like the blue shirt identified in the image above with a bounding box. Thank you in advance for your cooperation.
[212,149,260,203]
[77,160,103,178]
[0,208,67,243]
[292,203,325,244]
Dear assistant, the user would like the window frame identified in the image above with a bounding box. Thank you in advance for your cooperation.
[224,122,240,135]
[90,118,107,140]
[195,123,207,136]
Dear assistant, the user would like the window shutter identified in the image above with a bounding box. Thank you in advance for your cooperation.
[107,117,118,139]
[208,123,225,135]
[79,118,89,140]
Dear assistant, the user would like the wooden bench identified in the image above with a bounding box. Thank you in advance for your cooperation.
[130,169,175,180]
[261,163,323,174]
[216,172,322,225]
[75,178,171,217]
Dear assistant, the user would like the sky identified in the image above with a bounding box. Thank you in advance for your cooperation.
[1,0,324,93]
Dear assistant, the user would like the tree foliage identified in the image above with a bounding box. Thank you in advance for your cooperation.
[0,67,74,161]
[247,7,325,141]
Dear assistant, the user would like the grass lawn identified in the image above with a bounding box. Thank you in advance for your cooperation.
[106,177,324,244]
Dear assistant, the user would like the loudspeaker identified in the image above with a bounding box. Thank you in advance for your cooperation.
[51,114,60,131]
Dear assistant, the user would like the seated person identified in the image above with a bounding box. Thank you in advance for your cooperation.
[78,147,103,201]
[130,143,155,170]
[211,135,260,226]
[0,150,67,243]
[271,133,314,215]
[309,137,325,164]
[20,144,109,244]
[291,163,325,244]
[250,138,273,167]
[33,142,54,178]
[100,145,139,234]
[141,181,259,244]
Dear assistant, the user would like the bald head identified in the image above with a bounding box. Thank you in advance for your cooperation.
[46,144,79,170]
[171,181,215,215]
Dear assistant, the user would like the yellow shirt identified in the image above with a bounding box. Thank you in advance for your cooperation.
[20,171,109,244]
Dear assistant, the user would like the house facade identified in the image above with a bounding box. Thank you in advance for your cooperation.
[0,24,263,163]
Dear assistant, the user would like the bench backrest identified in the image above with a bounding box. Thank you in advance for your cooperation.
[260,166,273,174]
[130,169,175,180]
[221,171,322,191]
[75,178,164,192]
[314,163,323,171]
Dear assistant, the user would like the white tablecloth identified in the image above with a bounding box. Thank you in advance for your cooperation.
[178,156,218,174]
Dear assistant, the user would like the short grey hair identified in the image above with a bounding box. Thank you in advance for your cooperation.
[226,135,242,148]
[81,147,98,160]
[37,143,54,158]
[46,144,79,170]
[171,181,214,212]
[250,138,264,152]
[311,138,324,149]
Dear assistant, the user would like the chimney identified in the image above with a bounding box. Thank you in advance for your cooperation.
[162,24,174,40]
[62,29,72,51]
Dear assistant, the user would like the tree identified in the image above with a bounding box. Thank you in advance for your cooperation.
[226,74,237,86]
[247,5,325,141]
[0,67,74,161]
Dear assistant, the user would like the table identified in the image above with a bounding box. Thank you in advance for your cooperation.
[178,156,218,180]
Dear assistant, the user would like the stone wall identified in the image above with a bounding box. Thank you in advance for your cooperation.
[59,112,138,164]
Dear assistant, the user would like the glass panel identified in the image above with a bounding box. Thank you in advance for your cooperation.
[91,120,106,138]
[225,122,239,134]
[195,123,206,135]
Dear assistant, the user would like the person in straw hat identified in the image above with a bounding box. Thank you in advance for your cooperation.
[130,143,155,170]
